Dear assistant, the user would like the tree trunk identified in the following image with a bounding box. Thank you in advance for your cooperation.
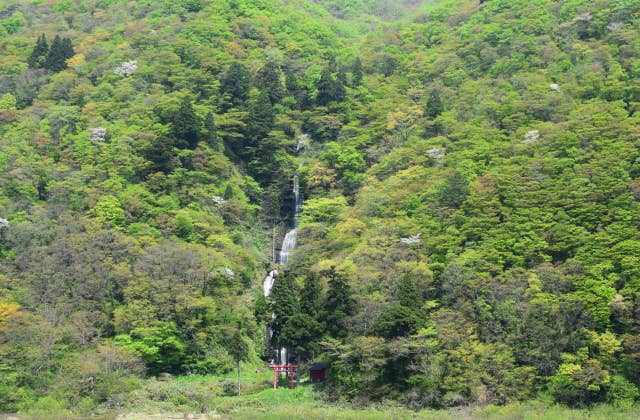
[237,360,241,396]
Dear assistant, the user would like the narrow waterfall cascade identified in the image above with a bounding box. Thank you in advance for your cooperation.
[296,133,309,152]
[263,269,277,297]
[278,175,302,265]
[278,229,297,265]
[262,171,304,365]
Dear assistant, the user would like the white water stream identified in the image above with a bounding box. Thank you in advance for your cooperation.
[263,174,303,364]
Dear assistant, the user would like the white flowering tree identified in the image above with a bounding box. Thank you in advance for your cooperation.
[113,60,138,77]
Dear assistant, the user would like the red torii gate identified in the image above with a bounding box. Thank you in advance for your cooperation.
[268,364,299,389]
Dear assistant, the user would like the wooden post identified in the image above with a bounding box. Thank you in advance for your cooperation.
[273,369,277,390]
[237,361,241,396]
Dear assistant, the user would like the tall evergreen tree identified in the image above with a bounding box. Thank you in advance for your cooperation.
[280,313,323,354]
[336,67,347,102]
[44,35,73,72]
[374,305,421,339]
[351,57,363,87]
[247,90,275,142]
[269,273,300,348]
[61,37,74,61]
[171,97,200,149]
[203,111,220,151]
[322,267,356,339]
[285,68,299,96]
[396,275,421,309]
[285,68,309,109]
[256,60,284,105]
[220,62,251,110]
[327,55,337,73]
[438,171,469,209]
[27,34,48,69]
[316,66,337,106]
[143,136,174,175]
[424,89,444,119]
[300,272,322,320]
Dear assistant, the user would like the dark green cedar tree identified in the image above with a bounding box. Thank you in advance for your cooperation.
[323,267,356,339]
[27,34,48,69]
[256,60,284,104]
[269,273,300,348]
[44,35,74,72]
[220,62,251,109]
[172,97,200,149]
[351,56,363,87]
[316,66,338,106]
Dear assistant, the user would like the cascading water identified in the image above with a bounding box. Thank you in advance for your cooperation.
[263,270,277,297]
[277,176,301,265]
[262,172,303,364]
[277,230,297,265]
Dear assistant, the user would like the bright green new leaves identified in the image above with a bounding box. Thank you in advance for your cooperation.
[114,322,187,375]
[90,195,126,228]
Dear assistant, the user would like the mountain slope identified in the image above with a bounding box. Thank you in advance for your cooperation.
[288,0,640,408]
[0,0,639,414]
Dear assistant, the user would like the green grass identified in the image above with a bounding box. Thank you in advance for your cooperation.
[213,386,640,420]
[78,368,640,420]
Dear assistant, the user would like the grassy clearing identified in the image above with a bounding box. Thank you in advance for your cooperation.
[13,366,636,419]
[104,362,273,415]
[212,385,640,420]
[216,397,640,420]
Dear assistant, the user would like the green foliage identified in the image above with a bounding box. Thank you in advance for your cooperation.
[424,89,443,119]
[220,62,251,110]
[18,396,71,419]
[203,111,220,151]
[269,273,300,348]
[114,322,187,375]
[300,272,323,319]
[0,93,17,111]
[44,35,74,72]
[351,56,363,87]
[247,91,276,142]
[2,0,640,413]
[607,374,639,409]
[257,60,285,105]
[171,96,200,149]
[323,267,356,339]
[300,196,347,224]
[374,304,421,339]
[396,275,422,308]
[321,143,365,192]
[27,34,48,69]
[281,313,323,353]
[90,194,126,227]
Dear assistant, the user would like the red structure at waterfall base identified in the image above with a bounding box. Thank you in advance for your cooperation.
[268,364,299,389]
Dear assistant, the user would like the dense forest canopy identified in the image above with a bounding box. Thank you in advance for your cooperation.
[0,0,639,415]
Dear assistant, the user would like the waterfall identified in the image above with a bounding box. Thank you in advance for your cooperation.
[293,174,302,217]
[262,172,304,365]
[278,230,297,265]
[263,270,277,297]
[296,133,309,152]
[277,175,302,265]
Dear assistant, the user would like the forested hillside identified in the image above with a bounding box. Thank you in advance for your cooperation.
[0,0,639,416]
